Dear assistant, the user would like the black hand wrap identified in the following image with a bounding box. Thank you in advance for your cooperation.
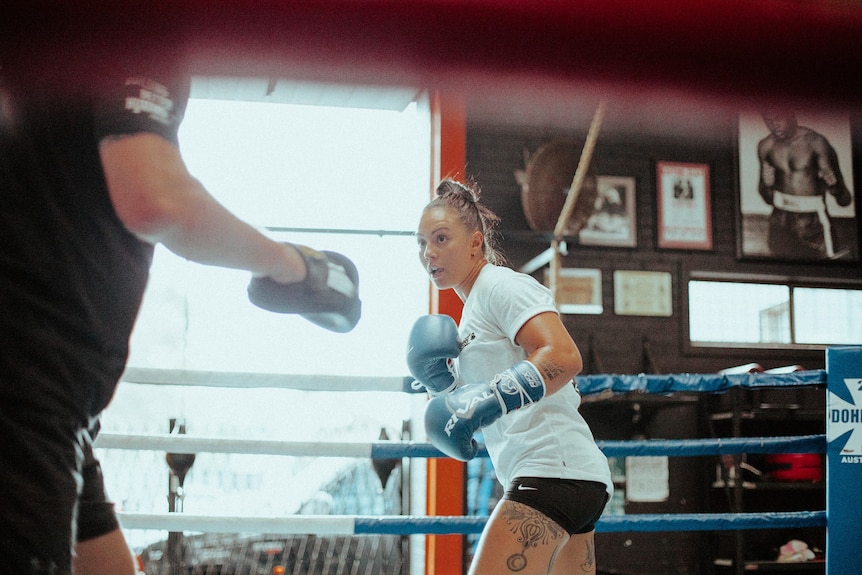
[247,245,361,333]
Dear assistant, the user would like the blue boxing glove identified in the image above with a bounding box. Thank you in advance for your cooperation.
[424,360,546,461]
[406,315,460,396]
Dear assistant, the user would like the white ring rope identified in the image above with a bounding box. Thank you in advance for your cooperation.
[94,433,375,458]
[120,366,411,393]
[119,513,359,535]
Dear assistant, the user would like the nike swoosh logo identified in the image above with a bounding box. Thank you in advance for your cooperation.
[517,485,538,491]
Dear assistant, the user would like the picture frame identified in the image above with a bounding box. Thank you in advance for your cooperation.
[578,176,637,247]
[545,268,603,315]
[656,161,713,250]
[736,109,858,262]
[613,270,672,317]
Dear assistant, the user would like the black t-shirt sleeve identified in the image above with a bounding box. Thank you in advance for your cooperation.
[93,73,190,144]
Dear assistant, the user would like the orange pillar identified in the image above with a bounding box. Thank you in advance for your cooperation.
[425,90,467,575]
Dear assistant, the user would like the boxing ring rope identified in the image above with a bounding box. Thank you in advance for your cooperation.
[104,363,846,541]
[120,366,416,393]
[95,433,826,459]
[119,365,825,394]
[107,436,827,535]
[116,510,826,536]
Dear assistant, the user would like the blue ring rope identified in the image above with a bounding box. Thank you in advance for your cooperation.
[368,435,826,459]
[575,369,825,396]
[351,511,826,535]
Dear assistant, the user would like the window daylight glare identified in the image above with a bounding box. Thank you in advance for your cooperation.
[128,95,432,375]
[689,280,862,347]
[689,281,789,344]
[176,99,430,231]
[794,287,862,345]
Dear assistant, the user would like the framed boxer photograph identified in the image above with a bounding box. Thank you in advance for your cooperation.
[656,162,713,250]
[578,176,637,247]
[736,109,858,263]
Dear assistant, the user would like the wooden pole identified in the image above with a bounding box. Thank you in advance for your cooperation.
[549,100,606,301]
[552,99,606,240]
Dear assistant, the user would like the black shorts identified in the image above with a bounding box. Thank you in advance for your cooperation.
[77,421,120,542]
[503,477,609,535]
[0,408,117,575]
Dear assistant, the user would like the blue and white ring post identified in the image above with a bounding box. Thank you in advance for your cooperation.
[826,346,862,575]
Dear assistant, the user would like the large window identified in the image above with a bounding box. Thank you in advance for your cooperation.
[125,90,432,375]
[688,278,862,348]
[98,84,432,549]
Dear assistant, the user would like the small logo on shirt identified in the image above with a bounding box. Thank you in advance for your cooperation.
[459,332,475,351]
[517,485,538,491]
[123,77,174,125]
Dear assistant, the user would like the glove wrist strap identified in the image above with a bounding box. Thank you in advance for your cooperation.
[491,360,546,414]
[411,378,457,397]
[296,244,357,297]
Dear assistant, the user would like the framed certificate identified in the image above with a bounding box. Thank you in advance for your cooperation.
[613,270,672,317]
[546,268,603,315]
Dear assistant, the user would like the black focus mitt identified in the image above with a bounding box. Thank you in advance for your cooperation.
[247,245,361,333]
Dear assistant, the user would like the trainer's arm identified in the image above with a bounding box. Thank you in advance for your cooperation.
[514,311,583,395]
[100,132,305,283]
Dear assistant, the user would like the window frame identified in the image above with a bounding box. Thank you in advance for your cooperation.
[682,270,862,358]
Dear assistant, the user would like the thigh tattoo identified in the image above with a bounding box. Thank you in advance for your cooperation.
[502,501,565,572]
[581,536,595,572]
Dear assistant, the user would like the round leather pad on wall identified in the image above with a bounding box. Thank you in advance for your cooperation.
[520,137,598,234]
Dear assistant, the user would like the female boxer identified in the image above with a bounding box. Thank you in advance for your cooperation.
[409,179,612,575]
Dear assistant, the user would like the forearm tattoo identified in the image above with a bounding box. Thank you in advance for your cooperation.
[538,359,565,383]
[502,502,564,572]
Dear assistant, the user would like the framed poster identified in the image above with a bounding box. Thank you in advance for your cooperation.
[656,162,713,250]
[737,109,858,262]
[578,176,637,247]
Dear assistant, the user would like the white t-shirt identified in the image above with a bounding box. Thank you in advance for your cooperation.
[454,264,613,495]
